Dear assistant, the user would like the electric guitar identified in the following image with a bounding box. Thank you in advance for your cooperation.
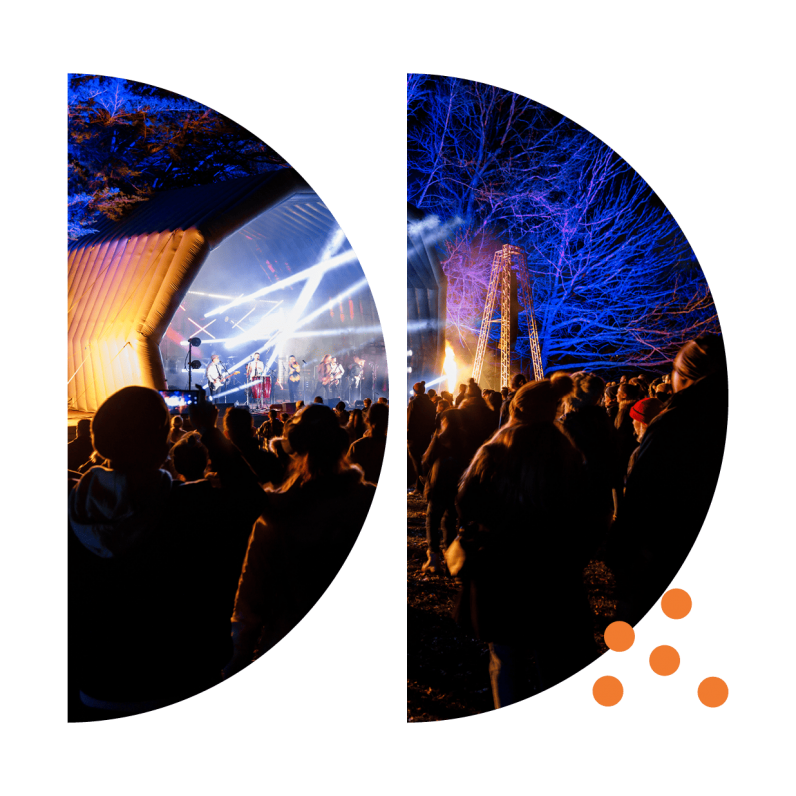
[349,366,363,388]
[326,367,343,388]
[210,370,239,388]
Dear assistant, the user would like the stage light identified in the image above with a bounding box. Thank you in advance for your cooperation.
[407,320,443,333]
[318,225,347,262]
[423,376,447,389]
[204,247,359,318]
[407,349,413,357]
[407,215,462,246]
[264,268,325,368]
[187,318,217,338]
[182,338,236,346]
[225,306,285,350]
[249,277,370,367]
[190,360,202,370]
[291,277,370,333]
[188,337,202,347]
[278,324,384,340]
[230,306,256,331]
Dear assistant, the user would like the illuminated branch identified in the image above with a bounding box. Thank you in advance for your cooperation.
[408,75,720,375]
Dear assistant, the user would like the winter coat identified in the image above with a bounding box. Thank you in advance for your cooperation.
[562,405,624,526]
[606,373,728,623]
[453,422,596,669]
[348,434,387,485]
[421,430,469,506]
[407,393,436,451]
[230,468,376,662]
[458,396,498,456]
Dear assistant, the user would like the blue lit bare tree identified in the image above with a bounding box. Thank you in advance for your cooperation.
[407,75,718,376]
[68,75,288,240]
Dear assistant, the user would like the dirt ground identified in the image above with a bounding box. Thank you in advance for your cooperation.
[407,491,618,722]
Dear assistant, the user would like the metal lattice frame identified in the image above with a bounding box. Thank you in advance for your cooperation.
[471,244,544,386]
[471,249,502,382]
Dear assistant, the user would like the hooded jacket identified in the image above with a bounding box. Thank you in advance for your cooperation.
[68,427,264,712]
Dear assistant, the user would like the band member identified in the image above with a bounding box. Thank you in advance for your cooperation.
[205,354,229,401]
[329,356,344,398]
[348,355,364,402]
[288,355,301,403]
[246,351,266,406]
[316,354,332,399]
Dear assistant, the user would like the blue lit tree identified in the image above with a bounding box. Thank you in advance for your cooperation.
[68,75,288,239]
[407,75,718,376]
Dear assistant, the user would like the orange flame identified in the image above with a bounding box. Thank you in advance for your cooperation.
[443,343,457,395]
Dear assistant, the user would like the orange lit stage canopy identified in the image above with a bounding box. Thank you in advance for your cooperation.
[68,171,377,412]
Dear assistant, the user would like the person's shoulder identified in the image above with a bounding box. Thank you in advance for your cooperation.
[349,435,366,452]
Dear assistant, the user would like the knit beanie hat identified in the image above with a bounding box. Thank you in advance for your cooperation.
[413,381,426,394]
[510,372,574,424]
[675,334,726,382]
[629,397,665,425]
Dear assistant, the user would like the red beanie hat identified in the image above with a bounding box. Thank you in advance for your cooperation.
[629,397,665,425]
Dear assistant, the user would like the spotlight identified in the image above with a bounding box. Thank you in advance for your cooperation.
[188,337,202,347]
[204,248,358,318]
[190,360,202,370]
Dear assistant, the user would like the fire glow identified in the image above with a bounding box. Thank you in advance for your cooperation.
[443,343,457,395]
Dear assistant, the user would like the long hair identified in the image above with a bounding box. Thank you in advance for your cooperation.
[280,404,355,489]
[457,421,584,534]
[565,372,606,412]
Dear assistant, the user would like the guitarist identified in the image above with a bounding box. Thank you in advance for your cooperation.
[206,354,230,402]
[316,354,332,400]
[329,356,344,399]
[348,355,364,402]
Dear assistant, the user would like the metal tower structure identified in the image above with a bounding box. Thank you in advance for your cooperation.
[471,244,544,387]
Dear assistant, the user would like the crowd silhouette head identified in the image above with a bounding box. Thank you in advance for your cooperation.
[91,386,170,472]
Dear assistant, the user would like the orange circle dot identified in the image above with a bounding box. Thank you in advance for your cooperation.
[649,645,680,676]
[698,677,729,707]
[604,621,635,652]
[661,588,692,619]
[593,676,623,706]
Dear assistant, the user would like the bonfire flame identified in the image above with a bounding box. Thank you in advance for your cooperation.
[443,344,457,395]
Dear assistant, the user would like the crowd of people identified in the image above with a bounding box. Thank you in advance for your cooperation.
[407,334,727,709]
[67,390,389,720]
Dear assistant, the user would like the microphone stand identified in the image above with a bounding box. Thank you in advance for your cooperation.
[187,342,195,391]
